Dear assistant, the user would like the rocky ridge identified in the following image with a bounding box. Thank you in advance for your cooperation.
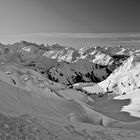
[0,41,137,86]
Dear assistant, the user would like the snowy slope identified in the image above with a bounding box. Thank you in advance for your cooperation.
[98,56,140,95]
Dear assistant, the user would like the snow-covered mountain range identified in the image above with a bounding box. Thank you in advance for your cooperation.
[0,41,139,85]
[1,41,140,135]
[2,41,139,64]
[0,41,133,85]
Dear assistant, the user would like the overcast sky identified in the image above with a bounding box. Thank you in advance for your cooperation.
[0,0,140,47]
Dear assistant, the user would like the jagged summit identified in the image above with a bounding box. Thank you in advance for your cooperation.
[0,41,131,85]
[0,41,138,86]
[0,41,134,86]
[98,56,136,95]
[0,41,139,64]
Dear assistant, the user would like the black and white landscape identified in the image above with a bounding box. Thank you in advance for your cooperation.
[0,41,140,139]
[0,0,140,139]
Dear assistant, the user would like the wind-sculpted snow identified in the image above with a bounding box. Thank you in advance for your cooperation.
[0,64,117,127]
[0,64,140,133]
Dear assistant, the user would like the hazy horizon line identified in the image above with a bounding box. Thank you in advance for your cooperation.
[0,32,140,48]
[4,32,140,38]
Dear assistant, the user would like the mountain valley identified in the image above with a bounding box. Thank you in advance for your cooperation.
[0,41,140,139]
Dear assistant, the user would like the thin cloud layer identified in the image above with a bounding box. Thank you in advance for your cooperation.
[10,32,140,39]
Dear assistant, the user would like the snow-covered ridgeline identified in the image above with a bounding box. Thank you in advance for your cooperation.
[98,56,140,95]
